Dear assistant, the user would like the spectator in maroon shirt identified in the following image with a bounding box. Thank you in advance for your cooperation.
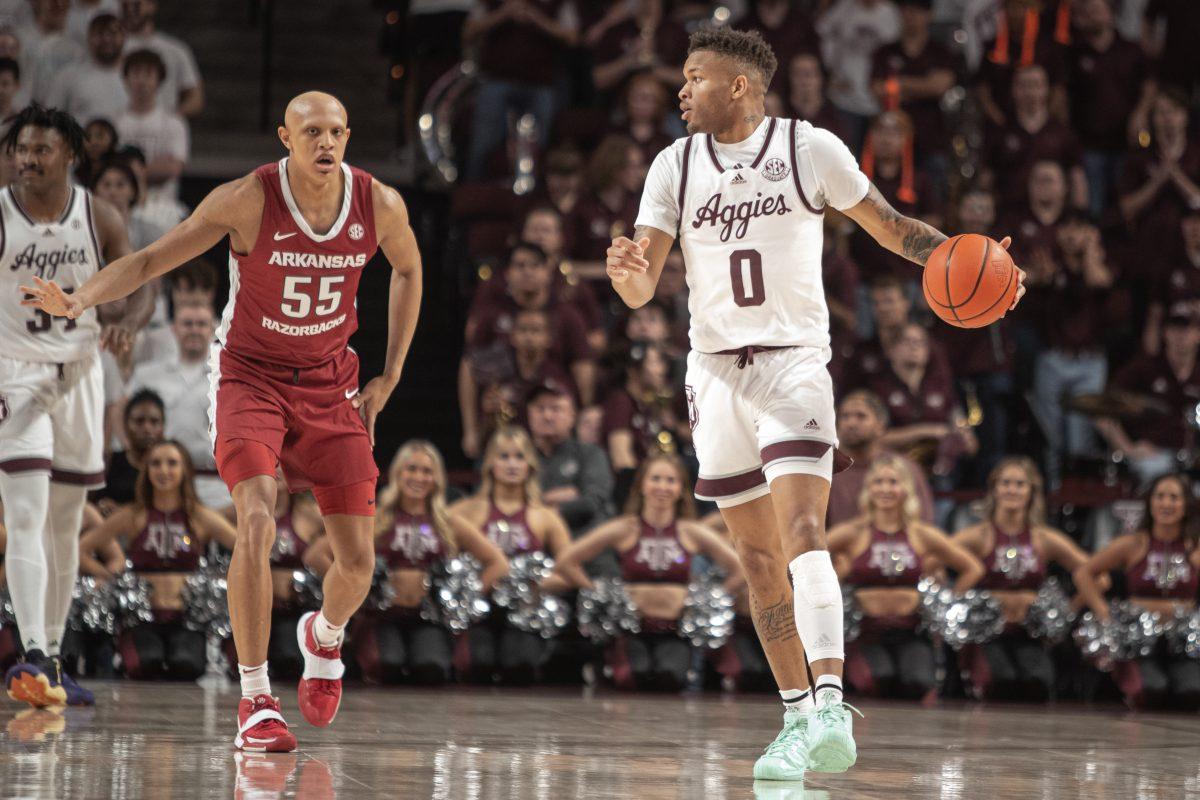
[538,147,585,219]
[977,0,1068,128]
[1117,87,1200,261]
[850,110,941,284]
[1030,209,1122,487]
[1144,209,1200,355]
[982,64,1087,210]
[568,134,644,278]
[461,241,597,456]
[582,0,689,100]
[743,0,819,93]
[869,0,956,192]
[606,71,678,170]
[842,275,948,392]
[869,323,978,480]
[463,0,578,180]
[824,216,861,385]
[784,50,845,139]
[827,389,935,527]
[651,248,689,336]
[1068,0,1157,218]
[1097,312,1200,485]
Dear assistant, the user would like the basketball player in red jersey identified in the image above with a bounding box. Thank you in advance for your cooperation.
[22,92,423,752]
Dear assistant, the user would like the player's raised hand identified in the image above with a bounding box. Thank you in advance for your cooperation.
[606,236,650,284]
[995,236,1027,312]
[19,276,84,319]
[351,375,397,447]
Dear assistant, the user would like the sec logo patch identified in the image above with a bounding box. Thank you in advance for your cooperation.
[349,223,364,241]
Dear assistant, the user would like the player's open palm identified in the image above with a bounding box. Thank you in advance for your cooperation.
[606,236,650,284]
[19,275,83,319]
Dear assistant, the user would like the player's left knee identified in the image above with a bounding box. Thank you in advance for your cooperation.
[784,512,824,553]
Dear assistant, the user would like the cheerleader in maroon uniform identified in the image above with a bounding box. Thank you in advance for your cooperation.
[952,457,1092,701]
[1075,473,1200,710]
[263,469,328,680]
[78,441,237,680]
[353,441,507,684]
[450,427,572,684]
[553,453,743,690]
[828,455,985,700]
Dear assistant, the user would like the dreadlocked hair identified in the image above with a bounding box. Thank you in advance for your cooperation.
[1,103,85,160]
[687,28,778,90]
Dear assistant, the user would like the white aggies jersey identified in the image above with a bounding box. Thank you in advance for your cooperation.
[0,185,103,363]
[636,118,870,354]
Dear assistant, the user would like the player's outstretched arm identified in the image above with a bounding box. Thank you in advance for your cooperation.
[607,224,675,309]
[21,176,257,319]
[351,180,423,445]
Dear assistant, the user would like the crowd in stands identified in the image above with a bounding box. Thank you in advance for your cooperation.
[1,0,1199,711]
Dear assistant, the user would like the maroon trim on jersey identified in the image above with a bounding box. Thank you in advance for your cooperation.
[0,457,53,474]
[695,467,766,499]
[789,120,823,216]
[705,135,725,173]
[83,192,103,267]
[750,118,777,170]
[0,191,7,262]
[677,136,694,234]
[761,439,830,464]
[50,467,106,487]
[9,186,75,227]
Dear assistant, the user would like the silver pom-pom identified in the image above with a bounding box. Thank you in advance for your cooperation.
[67,576,117,635]
[291,568,324,611]
[112,568,154,631]
[1023,578,1076,643]
[679,579,736,649]
[182,557,231,639]
[492,553,569,638]
[365,557,396,611]
[917,579,1003,649]
[421,555,491,633]
[842,586,863,644]
[576,578,641,643]
[1167,608,1200,660]
[1074,601,1164,671]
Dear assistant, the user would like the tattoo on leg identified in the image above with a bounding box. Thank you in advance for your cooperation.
[755,597,799,643]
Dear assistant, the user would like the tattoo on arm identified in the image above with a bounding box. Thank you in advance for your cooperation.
[754,596,799,643]
[862,184,947,265]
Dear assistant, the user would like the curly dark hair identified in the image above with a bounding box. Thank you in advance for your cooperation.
[1,103,85,160]
[687,28,778,90]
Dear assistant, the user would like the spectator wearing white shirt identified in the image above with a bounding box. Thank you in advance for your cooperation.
[45,12,125,127]
[66,0,119,44]
[20,0,85,104]
[115,48,186,211]
[119,0,202,116]
[816,0,901,151]
[123,303,232,514]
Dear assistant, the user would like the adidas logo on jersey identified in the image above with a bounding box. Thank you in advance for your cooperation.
[730,173,747,185]
[804,419,820,431]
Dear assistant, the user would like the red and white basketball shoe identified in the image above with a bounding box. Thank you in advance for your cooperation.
[235,694,297,752]
[297,611,344,727]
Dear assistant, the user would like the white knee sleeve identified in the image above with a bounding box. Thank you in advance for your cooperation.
[788,550,844,663]
[0,472,51,652]
[44,484,87,653]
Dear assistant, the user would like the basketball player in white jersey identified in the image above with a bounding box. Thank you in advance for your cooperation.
[608,30,1024,780]
[0,105,153,708]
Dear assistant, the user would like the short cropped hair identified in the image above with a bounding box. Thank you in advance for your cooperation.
[122,48,166,83]
[687,28,778,90]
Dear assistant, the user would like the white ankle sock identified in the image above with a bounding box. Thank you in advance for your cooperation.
[814,674,843,706]
[239,662,271,699]
[780,688,814,713]
[312,612,344,649]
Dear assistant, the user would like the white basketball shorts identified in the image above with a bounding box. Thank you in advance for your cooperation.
[686,346,847,507]
[0,351,105,487]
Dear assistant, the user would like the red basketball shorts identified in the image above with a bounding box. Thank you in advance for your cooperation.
[209,344,379,508]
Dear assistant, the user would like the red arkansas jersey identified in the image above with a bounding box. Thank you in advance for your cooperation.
[217,158,378,368]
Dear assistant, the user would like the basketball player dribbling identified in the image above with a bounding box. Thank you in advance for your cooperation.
[607,30,1025,780]
[23,92,423,752]
[0,105,154,710]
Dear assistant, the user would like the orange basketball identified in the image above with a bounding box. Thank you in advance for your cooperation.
[922,234,1017,329]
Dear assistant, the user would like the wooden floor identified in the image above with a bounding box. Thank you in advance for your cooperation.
[2,683,1198,799]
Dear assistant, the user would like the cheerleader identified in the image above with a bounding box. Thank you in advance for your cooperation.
[553,454,743,690]
[829,455,985,700]
[353,441,507,684]
[79,441,236,680]
[1075,473,1200,710]
[451,427,572,684]
[952,457,1092,701]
